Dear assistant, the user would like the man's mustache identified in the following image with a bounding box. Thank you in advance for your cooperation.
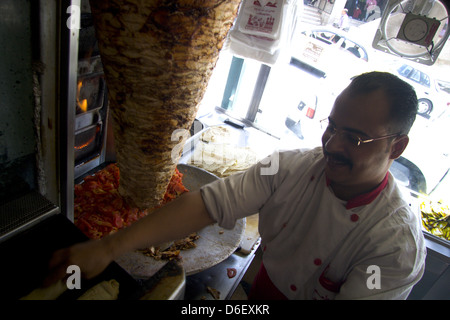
[323,149,353,167]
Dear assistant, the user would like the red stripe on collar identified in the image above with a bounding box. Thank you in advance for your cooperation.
[346,173,389,210]
[325,173,389,210]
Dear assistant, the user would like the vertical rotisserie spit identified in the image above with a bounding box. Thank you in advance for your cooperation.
[89,0,241,209]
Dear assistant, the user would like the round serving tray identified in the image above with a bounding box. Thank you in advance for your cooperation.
[115,164,245,277]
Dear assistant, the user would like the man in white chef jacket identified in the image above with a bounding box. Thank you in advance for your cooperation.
[47,71,426,300]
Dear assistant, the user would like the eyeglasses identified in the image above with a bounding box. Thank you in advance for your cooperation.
[320,118,400,147]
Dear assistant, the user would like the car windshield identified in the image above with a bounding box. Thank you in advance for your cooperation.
[397,64,431,88]
[308,30,369,61]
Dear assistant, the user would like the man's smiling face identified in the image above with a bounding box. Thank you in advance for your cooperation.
[322,87,404,200]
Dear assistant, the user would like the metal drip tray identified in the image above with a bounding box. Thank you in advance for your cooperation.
[0,213,143,300]
[0,191,58,243]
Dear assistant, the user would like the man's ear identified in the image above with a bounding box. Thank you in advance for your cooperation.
[390,135,409,160]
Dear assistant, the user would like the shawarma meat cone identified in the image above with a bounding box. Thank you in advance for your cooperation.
[89,0,241,209]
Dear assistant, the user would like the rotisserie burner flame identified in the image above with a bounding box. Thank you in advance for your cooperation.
[74,125,100,151]
[76,80,88,113]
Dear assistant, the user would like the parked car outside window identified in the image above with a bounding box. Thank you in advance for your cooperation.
[394,63,449,117]
[289,27,371,82]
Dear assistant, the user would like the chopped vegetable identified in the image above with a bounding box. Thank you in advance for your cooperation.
[420,198,450,241]
[74,164,188,239]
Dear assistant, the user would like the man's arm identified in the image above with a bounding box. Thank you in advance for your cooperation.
[45,190,214,285]
[333,259,425,300]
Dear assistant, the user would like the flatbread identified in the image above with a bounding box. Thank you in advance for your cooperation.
[20,280,67,300]
[77,279,120,300]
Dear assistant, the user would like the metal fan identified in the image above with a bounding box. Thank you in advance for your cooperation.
[372,0,449,65]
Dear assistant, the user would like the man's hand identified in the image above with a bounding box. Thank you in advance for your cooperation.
[43,190,214,287]
[44,239,112,287]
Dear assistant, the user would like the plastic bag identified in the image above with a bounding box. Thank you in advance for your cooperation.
[226,0,302,65]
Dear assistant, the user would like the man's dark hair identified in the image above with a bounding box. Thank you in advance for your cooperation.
[347,71,418,135]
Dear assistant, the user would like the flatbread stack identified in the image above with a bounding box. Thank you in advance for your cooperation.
[188,126,260,177]
[89,0,241,209]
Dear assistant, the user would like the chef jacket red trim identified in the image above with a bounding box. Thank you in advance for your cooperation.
[248,173,390,299]
[248,263,288,300]
[248,263,343,299]
[326,173,389,210]
[319,265,342,293]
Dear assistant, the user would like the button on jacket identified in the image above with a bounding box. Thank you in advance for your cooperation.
[201,147,426,299]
